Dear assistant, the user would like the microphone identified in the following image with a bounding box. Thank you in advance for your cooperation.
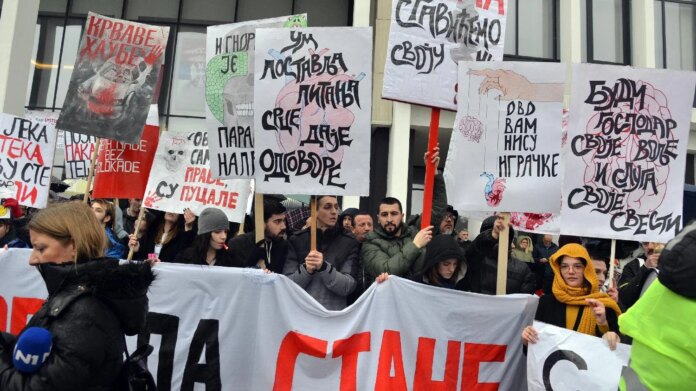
[12,327,52,373]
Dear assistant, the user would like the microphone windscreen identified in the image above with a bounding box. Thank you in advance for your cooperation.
[12,327,52,373]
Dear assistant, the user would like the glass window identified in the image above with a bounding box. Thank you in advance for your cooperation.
[235,0,293,22]
[71,0,123,18]
[28,18,65,108]
[584,0,629,64]
[126,0,179,22]
[518,0,556,58]
[656,0,696,71]
[181,0,235,24]
[26,24,41,106]
[55,22,83,108]
[169,27,206,117]
[503,0,558,60]
[294,0,350,26]
[40,0,68,14]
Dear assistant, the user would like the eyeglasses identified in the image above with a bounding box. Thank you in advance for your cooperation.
[560,264,585,272]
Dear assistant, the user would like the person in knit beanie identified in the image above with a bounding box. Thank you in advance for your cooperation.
[412,235,466,290]
[175,207,239,267]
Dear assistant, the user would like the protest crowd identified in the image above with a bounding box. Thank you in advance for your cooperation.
[0,3,695,391]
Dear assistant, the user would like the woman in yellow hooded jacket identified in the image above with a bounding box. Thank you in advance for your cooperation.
[521,243,622,350]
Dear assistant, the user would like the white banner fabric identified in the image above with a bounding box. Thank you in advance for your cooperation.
[0,249,537,390]
[527,321,631,391]
[562,64,696,242]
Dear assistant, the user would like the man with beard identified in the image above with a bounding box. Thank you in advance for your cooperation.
[228,197,288,273]
[361,197,434,283]
[283,195,358,310]
[439,205,458,236]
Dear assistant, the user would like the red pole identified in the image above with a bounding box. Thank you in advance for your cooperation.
[421,107,440,229]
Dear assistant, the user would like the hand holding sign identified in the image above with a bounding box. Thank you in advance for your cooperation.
[585,298,607,326]
[602,331,619,351]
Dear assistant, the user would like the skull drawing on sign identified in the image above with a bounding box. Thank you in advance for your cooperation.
[164,137,188,172]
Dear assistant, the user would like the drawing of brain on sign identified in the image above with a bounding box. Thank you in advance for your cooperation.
[253,27,373,196]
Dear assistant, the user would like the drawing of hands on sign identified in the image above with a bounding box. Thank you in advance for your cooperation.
[469,69,564,102]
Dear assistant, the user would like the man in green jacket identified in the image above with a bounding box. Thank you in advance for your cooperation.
[361,196,433,283]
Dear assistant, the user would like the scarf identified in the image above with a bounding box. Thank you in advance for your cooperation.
[550,243,622,336]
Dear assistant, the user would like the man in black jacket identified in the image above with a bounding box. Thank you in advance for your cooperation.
[461,215,536,294]
[618,241,661,310]
[228,197,288,273]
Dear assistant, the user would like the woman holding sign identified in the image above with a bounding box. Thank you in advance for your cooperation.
[521,243,622,350]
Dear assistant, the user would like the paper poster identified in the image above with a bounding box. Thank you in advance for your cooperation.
[143,130,252,223]
[527,322,630,391]
[63,132,96,179]
[206,15,308,180]
[0,112,57,208]
[253,27,373,195]
[444,62,565,213]
[56,12,169,144]
[91,123,159,199]
[562,64,696,242]
[383,0,507,110]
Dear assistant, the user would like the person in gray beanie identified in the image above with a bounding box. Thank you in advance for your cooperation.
[175,207,239,267]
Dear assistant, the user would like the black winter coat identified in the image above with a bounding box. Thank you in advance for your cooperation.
[535,294,620,337]
[227,232,288,273]
[462,229,536,294]
[0,259,154,390]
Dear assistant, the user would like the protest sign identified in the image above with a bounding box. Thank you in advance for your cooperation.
[63,132,96,179]
[444,62,565,213]
[206,15,308,180]
[56,12,169,144]
[91,105,159,199]
[0,112,57,208]
[383,0,507,110]
[527,321,631,391]
[143,130,251,223]
[0,248,537,390]
[253,27,372,195]
[562,64,696,242]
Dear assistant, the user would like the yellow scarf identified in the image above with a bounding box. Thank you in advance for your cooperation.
[549,244,622,336]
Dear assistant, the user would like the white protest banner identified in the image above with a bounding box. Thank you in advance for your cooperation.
[383,0,507,110]
[527,321,631,391]
[63,132,96,179]
[562,64,696,242]
[0,112,57,208]
[0,249,537,390]
[56,13,169,144]
[143,130,251,223]
[253,27,372,196]
[206,15,308,179]
[444,62,565,213]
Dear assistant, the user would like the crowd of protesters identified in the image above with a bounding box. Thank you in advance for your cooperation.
[0,148,687,389]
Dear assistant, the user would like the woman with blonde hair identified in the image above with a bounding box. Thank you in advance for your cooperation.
[521,243,622,350]
[0,201,154,389]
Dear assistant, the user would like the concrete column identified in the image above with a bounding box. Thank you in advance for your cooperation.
[341,0,372,211]
[387,102,411,205]
[560,0,583,107]
[631,0,657,68]
[0,0,40,116]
